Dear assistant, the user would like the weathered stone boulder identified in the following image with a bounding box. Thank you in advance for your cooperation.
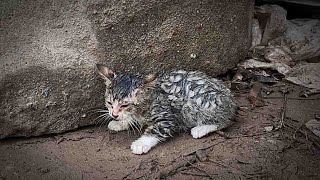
[0,0,103,139]
[0,0,253,139]
[89,0,253,75]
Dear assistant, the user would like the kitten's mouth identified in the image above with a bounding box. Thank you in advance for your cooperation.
[111,115,119,119]
[111,116,119,120]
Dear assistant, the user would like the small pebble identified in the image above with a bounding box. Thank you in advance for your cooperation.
[42,87,50,97]
[195,149,207,162]
[190,53,197,59]
[264,126,273,132]
[45,101,56,108]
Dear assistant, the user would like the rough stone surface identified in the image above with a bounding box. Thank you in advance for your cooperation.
[88,0,253,75]
[0,0,103,139]
[0,0,253,139]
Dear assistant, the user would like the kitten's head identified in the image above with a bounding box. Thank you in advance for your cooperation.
[96,64,156,120]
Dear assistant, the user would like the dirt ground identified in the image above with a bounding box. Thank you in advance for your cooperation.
[1,83,320,180]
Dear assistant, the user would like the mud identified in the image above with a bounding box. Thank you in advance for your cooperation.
[1,83,319,180]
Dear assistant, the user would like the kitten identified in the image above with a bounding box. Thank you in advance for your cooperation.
[96,64,237,154]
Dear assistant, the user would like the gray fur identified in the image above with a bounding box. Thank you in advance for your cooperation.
[98,65,237,143]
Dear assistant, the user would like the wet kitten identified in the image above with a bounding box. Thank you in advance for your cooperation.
[97,64,237,154]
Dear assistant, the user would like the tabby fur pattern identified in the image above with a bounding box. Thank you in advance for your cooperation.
[96,64,237,154]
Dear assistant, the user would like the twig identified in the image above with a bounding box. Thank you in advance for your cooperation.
[158,155,197,179]
[226,132,269,139]
[56,136,96,144]
[122,160,146,180]
[216,130,231,139]
[207,159,251,177]
[293,123,303,140]
[263,96,320,100]
[285,122,320,150]
[207,159,230,169]
[184,139,225,157]
[272,92,288,132]
[280,93,287,129]
[185,159,215,179]
[181,171,214,178]
[208,159,266,179]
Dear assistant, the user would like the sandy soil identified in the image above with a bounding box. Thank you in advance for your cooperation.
[1,83,320,180]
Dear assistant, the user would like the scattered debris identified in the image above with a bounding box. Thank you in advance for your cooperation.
[195,149,207,162]
[42,87,50,97]
[45,101,57,108]
[25,102,37,110]
[254,5,320,62]
[299,89,320,97]
[264,126,274,132]
[232,67,245,81]
[254,75,278,84]
[158,155,197,179]
[236,158,251,164]
[190,53,197,59]
[238,4,320,95]
[248,82,265,107]
[285,63,320,91]
[263,46,292,66]
[305,119,320,138]
[240,59,291,75]
[230,81,249,91]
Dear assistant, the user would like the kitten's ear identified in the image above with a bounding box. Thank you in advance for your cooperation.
[143,73,157,85]
[96,64,115,81]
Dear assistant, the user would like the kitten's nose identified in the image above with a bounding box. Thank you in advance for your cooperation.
[112,113,119,118]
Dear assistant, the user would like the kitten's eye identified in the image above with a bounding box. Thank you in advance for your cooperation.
[121,104,130,108]
[106,101,112,105]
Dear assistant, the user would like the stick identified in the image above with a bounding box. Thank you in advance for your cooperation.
[293,123,303,140]
[158,155,197,179]
[280,93,287,129]
[285,122,320,150]
[185,159,215,179]
[181,171,214,178]
[216,131,231,139]
[263,96,320,100]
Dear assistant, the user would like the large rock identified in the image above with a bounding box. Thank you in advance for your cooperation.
[88,0,253,75]
[0,0,253,139]
[0,0,103,139]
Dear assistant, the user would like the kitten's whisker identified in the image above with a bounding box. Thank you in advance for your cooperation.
[94,116,106,126]
[128,121,138,135]
[98,114,110,125]
[96,110,110,113]
[125,121,133,136]
[93,113,109,125]
[89,111,109,117]
[130,120,141,134]
[97,117,107,128]
[99,116,111,129]
[86,108,109,114]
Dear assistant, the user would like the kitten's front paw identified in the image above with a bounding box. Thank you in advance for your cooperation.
[131,135,159,155]
[191,125,218,139]
[108,121,128,132]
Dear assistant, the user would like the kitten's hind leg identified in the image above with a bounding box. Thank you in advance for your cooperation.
[191,125,219,139]
[131,100,178,154]
[131,120,177,154]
